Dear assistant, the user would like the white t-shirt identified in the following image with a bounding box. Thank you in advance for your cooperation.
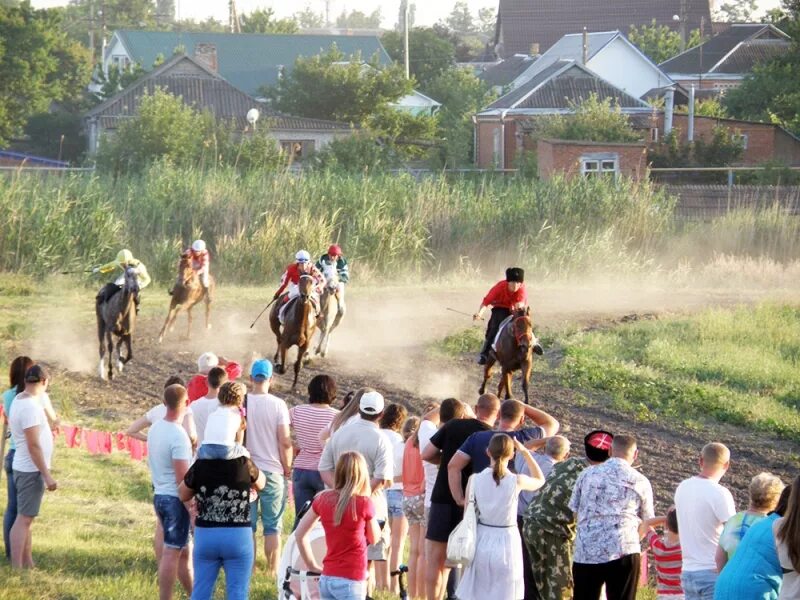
[417,419,438,508]
[244,392,290,475]
[190,396,220,446]
[381,429,405,491]
[9,393,53,473]
[147,419,192,497]
[203,406,241,446]
[675,475,736,572]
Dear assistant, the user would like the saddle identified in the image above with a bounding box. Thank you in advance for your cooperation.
[278,294,319,325]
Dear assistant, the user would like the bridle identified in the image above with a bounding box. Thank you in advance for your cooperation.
[511,315,532,348]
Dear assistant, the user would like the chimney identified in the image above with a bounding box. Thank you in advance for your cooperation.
[582,28,588,65]
[194,43,218,73]
[664,88,675,135]
[529,42,540,56]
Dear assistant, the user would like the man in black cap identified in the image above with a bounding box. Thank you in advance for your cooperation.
[473,267,536,364]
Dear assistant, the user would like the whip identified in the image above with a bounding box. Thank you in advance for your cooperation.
[250,297,278,328]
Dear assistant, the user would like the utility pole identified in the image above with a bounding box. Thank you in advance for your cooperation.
[679,0,688,51]
[229,0,240,33]
[325,0,331,27]
[403,0,410,79]
[88,0,95,64]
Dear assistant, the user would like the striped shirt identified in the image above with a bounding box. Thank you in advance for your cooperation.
[645,530,684,596]
[289,404,338,471]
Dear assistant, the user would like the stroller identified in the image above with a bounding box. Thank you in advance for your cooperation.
[279,501,408,600]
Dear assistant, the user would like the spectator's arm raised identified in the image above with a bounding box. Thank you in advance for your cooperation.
[513,438,545,492]
[522,404,559,439]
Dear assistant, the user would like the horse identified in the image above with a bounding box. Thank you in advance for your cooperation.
[96,266,139,381]
[314,264,344,358]
[158,253,213,343]
[479,307,536,404]
[269,274,318,389]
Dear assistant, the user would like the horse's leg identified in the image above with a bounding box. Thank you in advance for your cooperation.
[158,304,178,344]
[500,369,513,400]
[97,316,107,380]
[293,345,305,390]
[106,331,114,381]
[115,336,126,374]
[124,334,133,364]
[278,344,288,375]
[521,359,532,405]
[479,357,495,395]
[204,288,212,330]
[184,305,193,340]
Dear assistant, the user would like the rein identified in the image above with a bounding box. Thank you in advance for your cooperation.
[511,316,532,347]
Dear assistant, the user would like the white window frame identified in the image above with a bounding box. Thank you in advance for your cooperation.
[732,133,748,150]
[580,152,619,179]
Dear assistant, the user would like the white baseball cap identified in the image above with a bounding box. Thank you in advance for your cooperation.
[197,351,219,373]
[359,391,385,415]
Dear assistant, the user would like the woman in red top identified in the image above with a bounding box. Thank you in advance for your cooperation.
[473,267,528,364]
[295,451,380,600]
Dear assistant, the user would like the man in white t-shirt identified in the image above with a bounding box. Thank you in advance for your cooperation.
[8,365,56,569]
[147,384,194,600]
[189,366,227,446]
[244,359,292,577]
[675,442,736,600]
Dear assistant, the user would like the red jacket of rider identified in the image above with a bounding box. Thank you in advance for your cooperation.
[481,280,527,310]
[275,262,325,297]
[184,248,210,271]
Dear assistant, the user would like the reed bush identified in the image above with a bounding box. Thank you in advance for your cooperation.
[1,164,798,284]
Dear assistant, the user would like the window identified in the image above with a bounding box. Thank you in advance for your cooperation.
[280,140,314,161]
[581,153,619,178]
[732,133,748,150]
[111,55,130,72]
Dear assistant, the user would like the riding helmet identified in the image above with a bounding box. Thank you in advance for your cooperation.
[295,250,311,263]
[328,244,342,257]
[116,249,134,265]
[505,267,524,283]
[192,239,206,252]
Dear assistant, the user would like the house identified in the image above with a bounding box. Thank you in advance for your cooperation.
[512,31,676,101]
[85,54,353,159]
[536,138,648,180]
[474,59,656,169]
[390,90,441,117]
[103,30,392,96]
[494,0,710,57]
[478,54,538,93]
[659,114,800,166]
[659,24,791,93]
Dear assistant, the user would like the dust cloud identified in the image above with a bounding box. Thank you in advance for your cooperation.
[28,307,97,374]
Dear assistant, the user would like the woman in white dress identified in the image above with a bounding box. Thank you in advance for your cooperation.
[457,434,546,600]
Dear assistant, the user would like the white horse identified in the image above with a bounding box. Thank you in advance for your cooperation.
[314,264,345,358]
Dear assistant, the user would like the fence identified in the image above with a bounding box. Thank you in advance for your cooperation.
[662,184,800,220]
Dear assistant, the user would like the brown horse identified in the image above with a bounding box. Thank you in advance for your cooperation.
[158,253,213,343]
[269,274,317,389]
[479,307,536,404]
[97,266,139,381]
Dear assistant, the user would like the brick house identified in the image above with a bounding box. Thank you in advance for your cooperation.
[474,59,655,169]
[659,24,791,94]
[536,138,647,180]
[658,114,800,166]
[493,0,710,57]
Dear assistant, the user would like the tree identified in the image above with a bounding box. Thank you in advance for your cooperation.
[477,7,496,37]
[424,67,495,166]
[532,94,642,143]
[23,112,85,162]
[382,27,456,89]
[335,8,382,29]
[155,0,174,26]
[714,0,758,22]
[649,126,744,167]
[294,6,324,29]
[444,1,474,33]
[94,62,147,101]
[240,8,298,34]
[395,1,416,31]
[0,2,92,146]
[628,19,704,64]
[265,46,412,123]
[62,0,158,56]
[174,17,227,32]
[675,97,729,118]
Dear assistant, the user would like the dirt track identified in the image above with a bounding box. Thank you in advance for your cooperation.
[34,283,800,510]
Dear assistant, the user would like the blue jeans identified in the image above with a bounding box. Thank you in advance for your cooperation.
[319,575,367,600]
[153,494,190,549]
[292,468,324,518]
[191,526,254,600]
[682,569,718,600]
[3,449,16,560]
[196,444,249,460]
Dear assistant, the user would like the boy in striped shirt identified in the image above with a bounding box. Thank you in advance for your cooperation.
[640,508,684,599]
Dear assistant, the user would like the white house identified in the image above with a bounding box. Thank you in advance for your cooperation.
[512,31,676,101]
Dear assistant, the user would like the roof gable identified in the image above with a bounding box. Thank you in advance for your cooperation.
[484,60,650,111]
[496,0,710,56]
[659,24,790,74]
[110,30,392,95]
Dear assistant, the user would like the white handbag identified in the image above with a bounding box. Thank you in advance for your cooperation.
[446,475,477,567]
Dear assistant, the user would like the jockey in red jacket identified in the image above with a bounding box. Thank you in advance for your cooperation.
[273,250,325,323]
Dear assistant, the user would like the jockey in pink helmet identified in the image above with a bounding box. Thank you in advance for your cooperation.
[316,244,349,316]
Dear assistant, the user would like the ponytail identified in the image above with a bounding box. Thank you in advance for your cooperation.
[487,433,514,486]
[492,459,507,486]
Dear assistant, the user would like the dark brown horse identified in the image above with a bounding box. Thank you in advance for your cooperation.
[97,266,139,381]
[479,307,536,404]
[158,253,213,343]
[269,274,317,389]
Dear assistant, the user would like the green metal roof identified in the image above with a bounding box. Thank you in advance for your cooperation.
[110,30,392,96]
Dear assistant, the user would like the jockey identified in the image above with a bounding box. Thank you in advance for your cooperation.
[273,250,325,323]
[92,249,151,310]
[316,244,349,314]
[473,267,540,364]
[185,239,211,291]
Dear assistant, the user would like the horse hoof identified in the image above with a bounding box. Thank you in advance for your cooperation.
[116,360,124,374]
[157,336,163,344]
[98,361,106,380]
[533,344,544,356]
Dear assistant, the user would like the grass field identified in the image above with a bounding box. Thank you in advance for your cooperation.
[438,303,800,442]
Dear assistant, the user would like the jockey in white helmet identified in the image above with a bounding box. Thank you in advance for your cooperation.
[273,250,325,324]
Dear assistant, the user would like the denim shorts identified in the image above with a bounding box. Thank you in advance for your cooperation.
[386,489,404,518]
[319,575,367,600]
[251,472,287,535]
[154,494,190,549]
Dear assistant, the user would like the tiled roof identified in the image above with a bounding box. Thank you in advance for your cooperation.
[659,24,790,74]
[110,30,391,95]
[86,55,353,132]
[496,0,710,56]
[483,60,650,111]
[479,54,538,87]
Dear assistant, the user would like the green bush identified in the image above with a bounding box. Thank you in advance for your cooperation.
[532,94,641,143]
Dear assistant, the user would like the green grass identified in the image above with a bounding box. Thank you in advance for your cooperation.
[557,303,800,440]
